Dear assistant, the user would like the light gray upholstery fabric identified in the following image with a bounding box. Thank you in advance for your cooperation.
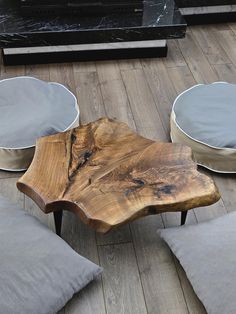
[173,82,236,149]
[0,76,79,149]
[171,82,236,172]
[160,212,236,314]
[0,196,102,314]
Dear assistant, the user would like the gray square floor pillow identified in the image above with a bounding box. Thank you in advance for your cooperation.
[171,82,236,173]
[160,212,236,314]
[0,196,102,314]
[0,76,79,171]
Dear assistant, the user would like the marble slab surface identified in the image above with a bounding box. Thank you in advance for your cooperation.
[0,0,186,48]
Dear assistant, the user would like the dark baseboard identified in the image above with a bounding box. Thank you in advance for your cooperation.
[183,11,236,25]
[2,44,168,66]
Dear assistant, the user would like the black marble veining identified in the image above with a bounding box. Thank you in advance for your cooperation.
[176,0,236,7]
[0,0,186,48]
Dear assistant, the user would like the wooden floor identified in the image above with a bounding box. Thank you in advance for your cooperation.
[1,23,236,314]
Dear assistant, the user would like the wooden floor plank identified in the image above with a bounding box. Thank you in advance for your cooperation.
[74,71,106,122]
[65,67,107,314]
[131,216,189,314]
[214,30,236,66]
[213,63,236,83]
[164,40,187,68]
[96,61,136,130]
[1,64,25,78]
[141,59,177,135]
[208,24,230,31]
[120,68,167,141]
[118,59,142,71]
[62,212,106,314]
[159,62,206,314]
[73,61,97,73]
[167,66,196,94]
[65,281,106,314]
[193,169,227,222]
[96,225,132,246]
[212,174,236,213]
[49,63,76,95]
[194,198,227,223]
[191,26,231,65]
[95,60,135,244]
[25,64,50,81]
[1,23,236,314]
[122,65,190,313]
[98,243,147,314]
[228,23,236,34]
[174,258,206,314]
[178,32,218,83]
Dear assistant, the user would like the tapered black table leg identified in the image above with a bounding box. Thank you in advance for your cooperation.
[54,210,63,236]
[181,211,188,226]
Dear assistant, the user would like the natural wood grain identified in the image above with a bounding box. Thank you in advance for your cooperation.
[96,60,135,242]
[121,68,167,141]
[167,65,196,94]
[211,174,236,213]
[214,30,236,66]
[65,281,106,314]
[17,118,219,233]
[74,71,105,121]
[118,59,142,70]
[62,70,106,312]
[191,26,231,65]
[213,63,236,83]
[96,61,136,130]
[131,215,189,314]
[194,191,226,222]
[160,58,209,314]
[2,24,236,314]
[174,258,207,314]
[1,64,25,78]
[25,64,50,81]
[62,211,106,314]
[73,61,97,73]
[163,40,186,68]
[141,59,177,134]
[98,243,147,314]
[120,61,191,314]
[178,32,218,83]
[96,224,131,246]
[49,63,76,95]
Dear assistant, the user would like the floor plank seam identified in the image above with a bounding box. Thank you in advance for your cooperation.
[129,235,149,314]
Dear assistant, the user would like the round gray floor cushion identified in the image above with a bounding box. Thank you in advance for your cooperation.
[0,76,79,171]
[171,82,236,173]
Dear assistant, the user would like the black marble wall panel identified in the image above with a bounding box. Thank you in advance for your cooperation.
[0,0,186,48]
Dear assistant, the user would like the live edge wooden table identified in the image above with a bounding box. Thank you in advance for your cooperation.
[17,118,220,235]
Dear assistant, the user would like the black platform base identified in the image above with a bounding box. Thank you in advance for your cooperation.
[2,40,168,65]
[179,4,236,24]
[183,12,236,24]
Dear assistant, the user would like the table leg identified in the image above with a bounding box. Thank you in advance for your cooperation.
[181,211,188,226]
[54,210,63,236]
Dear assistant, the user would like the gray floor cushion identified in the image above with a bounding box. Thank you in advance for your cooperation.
[0,76,79,171]
[160,212,236,314]
[171,82,236,173]
[0,196,102,314]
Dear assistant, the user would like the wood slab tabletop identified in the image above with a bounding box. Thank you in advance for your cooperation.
[17,118,220,233]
